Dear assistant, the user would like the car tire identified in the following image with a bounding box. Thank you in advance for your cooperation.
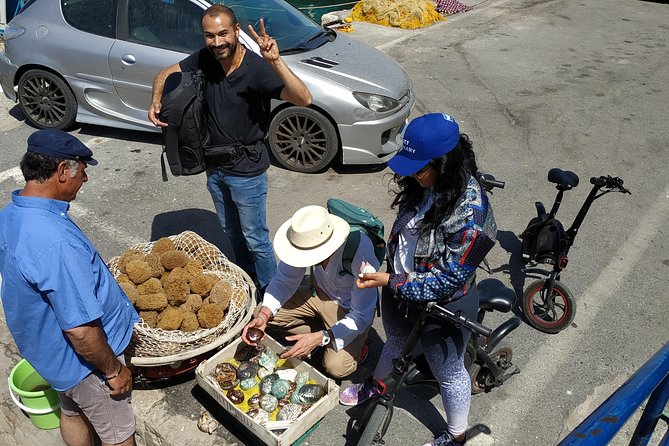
[268,106,338,173]
[18,69,77,130]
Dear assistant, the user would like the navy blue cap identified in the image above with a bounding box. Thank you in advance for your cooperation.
[27,129,98,166]
[388,113,460,176]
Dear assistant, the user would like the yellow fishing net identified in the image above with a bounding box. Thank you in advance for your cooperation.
[351,0,444,29]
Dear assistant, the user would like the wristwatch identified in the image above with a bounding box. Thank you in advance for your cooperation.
[320,329,331,347]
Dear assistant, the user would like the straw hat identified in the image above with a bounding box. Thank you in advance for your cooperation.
[273,206,350,268]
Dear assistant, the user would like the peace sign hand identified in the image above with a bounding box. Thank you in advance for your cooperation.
[248,18,279,62]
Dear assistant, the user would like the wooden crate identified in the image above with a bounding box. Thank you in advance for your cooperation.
[195,334,339,446]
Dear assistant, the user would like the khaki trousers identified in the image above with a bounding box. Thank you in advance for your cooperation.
[267,286,367,378]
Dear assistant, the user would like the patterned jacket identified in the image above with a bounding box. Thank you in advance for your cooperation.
[387,175,497,303]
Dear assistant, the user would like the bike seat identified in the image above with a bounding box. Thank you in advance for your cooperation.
[477,278,516,313]
[548,168,579,190]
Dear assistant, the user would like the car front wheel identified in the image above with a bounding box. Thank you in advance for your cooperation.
[18,69,77,130]
[268,106,338,173]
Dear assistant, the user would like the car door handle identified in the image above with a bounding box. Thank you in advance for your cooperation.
[121,54,136,65]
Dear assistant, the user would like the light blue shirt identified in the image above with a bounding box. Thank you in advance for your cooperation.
[0,191,139,391]
[263,232,379,351]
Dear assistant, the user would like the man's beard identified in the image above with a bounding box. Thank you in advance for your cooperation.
[208,41,236,61]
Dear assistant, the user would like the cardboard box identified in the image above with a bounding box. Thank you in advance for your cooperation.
[195,334,339,446]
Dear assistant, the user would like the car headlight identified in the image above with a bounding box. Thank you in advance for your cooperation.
[352,92,401,113]
[1,23,26,41]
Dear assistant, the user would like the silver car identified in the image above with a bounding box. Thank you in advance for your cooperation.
[0,0,414,173]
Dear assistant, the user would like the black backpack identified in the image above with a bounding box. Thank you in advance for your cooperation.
[158,70,209,181]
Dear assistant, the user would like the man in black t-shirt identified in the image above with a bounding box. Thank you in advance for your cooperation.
[149,5,312,292]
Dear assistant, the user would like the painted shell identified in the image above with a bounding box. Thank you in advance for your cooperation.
[248,408,269,426]
[297,384,325,403]
[257,367,272,380]
[259,394,278,413]
[290,385,303,404]
[235,344,259,362]
[276,368,298,382]
[277,398,290,408]
[214,362,237,376]
[270,379,290,399]
[295,371,310,387]
[258,350,279,372]
[248,393,261,408]
[246,327,264,343]
[259,373,280,395]
[226,389,245,405]
[277,403,303,421]
[219,378,239,390]
[240,377,257,390]
[237,361,259,380]
[214,362,238,389]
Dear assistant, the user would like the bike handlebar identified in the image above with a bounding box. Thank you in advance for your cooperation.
[426,301,493,337]
[476,172,505,192]
[590,175,631,194]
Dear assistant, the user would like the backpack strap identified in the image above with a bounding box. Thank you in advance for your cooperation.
[339,230,361,276]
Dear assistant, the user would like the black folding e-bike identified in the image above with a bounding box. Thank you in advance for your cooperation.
[351,278,520,446]
[519,168,631,334]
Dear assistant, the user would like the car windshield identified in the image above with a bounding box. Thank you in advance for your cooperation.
[209,0,332,53]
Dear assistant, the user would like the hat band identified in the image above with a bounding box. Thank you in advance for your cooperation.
[288,225,334,251]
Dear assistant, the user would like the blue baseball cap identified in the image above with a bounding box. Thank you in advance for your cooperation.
[387,113,460,176]
[27,129,98,165]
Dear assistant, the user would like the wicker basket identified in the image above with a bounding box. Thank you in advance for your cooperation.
[108,231,256,363]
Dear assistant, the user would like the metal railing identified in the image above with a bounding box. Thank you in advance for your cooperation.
[559,341,669,445]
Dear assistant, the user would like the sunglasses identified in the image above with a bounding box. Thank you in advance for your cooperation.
[412,164,433,180]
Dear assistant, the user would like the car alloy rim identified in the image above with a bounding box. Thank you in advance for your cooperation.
[21,74,68,127]
[273,114,328,169]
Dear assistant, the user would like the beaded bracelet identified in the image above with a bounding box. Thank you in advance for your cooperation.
[104,365,123,383]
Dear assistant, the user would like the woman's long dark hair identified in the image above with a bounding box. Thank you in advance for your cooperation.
[390,133,478,235]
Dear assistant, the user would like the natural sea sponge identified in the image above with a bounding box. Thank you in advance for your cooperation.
[151,237,176,256]
[184,259,204,277]
[116,273,131,284]
[157,306,184,331]
[137,277,163,295]
[119,282,139,305]
[139,311,159,328]
[180,294,203,314]
[117,249,144,274]
[144,253,165,278]
[209,280,233,311]
[163,267,190,305]
[181,312,200,332]
[161,250,190,270]
[190,273,219,297]
[198,303,224,328]
[126,259,152,285]
[135,293,168,311]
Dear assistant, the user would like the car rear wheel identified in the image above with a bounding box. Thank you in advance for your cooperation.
[18,69,77,130]
[268,106,338,173]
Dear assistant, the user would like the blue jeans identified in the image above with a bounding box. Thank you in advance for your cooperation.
[206,169,276,291]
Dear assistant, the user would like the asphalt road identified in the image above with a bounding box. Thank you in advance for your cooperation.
[0,0,667,445]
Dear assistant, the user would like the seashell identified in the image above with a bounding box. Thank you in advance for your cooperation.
[277,398,290,408]
[290,386,303,404]
[259,350,279,372]
[295,371,309,387]
[246,327,264,343]
[260,373,279,395]
[270,379,290,399]
[247,408,260,418]
[237,361,259,380]
[259,394,278,412]
[248,393,261,408]
[277,403,303,421]
[219,379,239,390]
[240,377,257,390]
[248,408,269,426]
[226,389,245,404]
[197,409,219,434]
[214,362,237,375]
[257,367,272,380]
[297,384,325,403]
[235,344,259,362]
[276,368,298,382]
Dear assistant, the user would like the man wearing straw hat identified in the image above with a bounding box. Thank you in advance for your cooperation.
[242,205,379,378]
[0,130,140,446]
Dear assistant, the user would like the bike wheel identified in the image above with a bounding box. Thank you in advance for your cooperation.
[357,404,391,446]
[522,279,576,334]
[470,347,513,394]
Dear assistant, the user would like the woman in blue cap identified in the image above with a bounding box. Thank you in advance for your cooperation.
[340,113,497,446]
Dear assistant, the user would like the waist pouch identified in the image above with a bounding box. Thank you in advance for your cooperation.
[204,140,264,166]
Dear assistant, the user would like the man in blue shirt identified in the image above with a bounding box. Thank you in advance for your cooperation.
[0,130,140,446]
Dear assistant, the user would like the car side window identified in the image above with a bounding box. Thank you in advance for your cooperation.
[127,0,204,53]
[61,0,118,39]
